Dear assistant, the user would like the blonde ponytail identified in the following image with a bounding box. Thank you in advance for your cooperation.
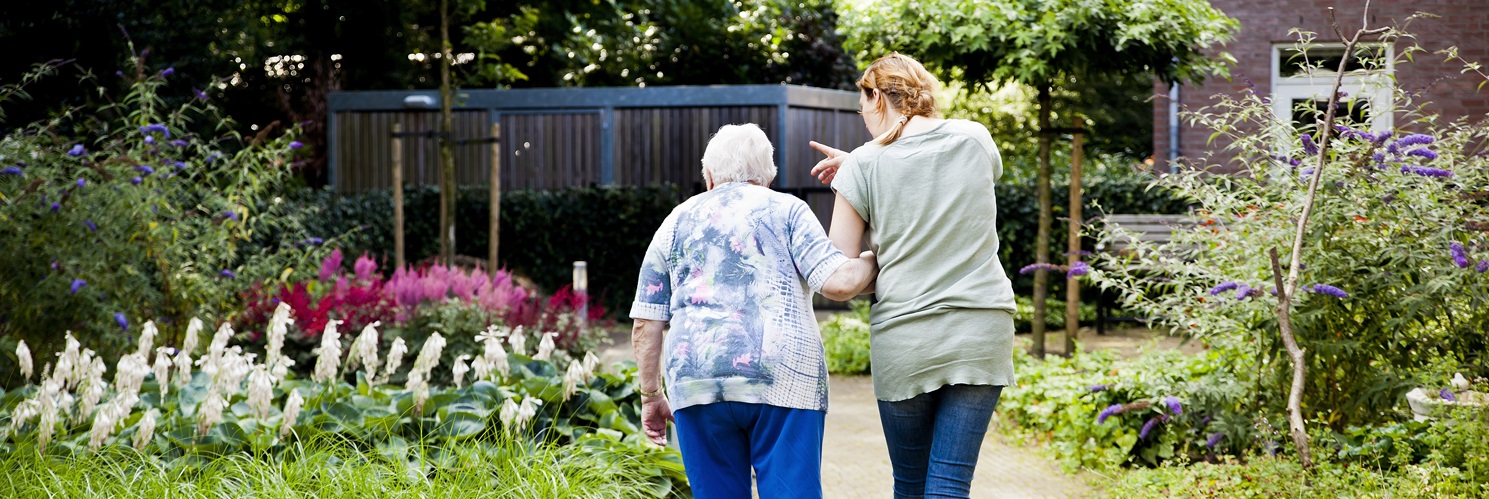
[859,53,941,146]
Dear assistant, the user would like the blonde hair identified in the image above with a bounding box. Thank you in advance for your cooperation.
[858,53,941,145]
[702,123,777,185]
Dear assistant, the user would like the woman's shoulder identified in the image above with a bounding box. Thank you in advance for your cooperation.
[938,119,998,159]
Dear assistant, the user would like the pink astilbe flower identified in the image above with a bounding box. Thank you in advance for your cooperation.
[354,254,378,283]
[319,249,344,282]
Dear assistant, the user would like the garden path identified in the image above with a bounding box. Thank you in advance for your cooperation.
[599,323,1189,498]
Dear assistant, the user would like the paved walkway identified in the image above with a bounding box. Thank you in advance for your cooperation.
[597,326,1120,498]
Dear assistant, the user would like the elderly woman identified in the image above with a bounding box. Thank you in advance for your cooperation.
[630,123,877,499]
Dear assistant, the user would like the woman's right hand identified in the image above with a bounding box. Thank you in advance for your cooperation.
[809,141,849,185]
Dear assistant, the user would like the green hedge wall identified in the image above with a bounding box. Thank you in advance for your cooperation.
[289,185,681,314]
[291,176,1183,316]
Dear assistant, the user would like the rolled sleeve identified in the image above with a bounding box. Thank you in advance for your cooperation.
[788,202,851,294]
[829,155,871,224]
[630,214,676,321]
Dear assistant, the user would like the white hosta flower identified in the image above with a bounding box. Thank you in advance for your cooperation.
[113,353,151,406]
[152,348,173,395]
[562,359,587,399]
[281,389,304,437]
[471,355,492,382]
[77,373,106,424]
[508,326,527,357]
[16,340,32,382]
[381,337,408,385]
[137,320,158,357]
[411,333,446,375]
[133,410,158,450]
[197,388,228,435]
[55,333,81,389]
[347,321,381,380]
[8,399,40,438]
[247,365,274,420]
[533,332,557,362]
[182,317,204,355]
[582,351,600,377]
[266,302,292,370]
[312,319,345,383]
[515,397,542,431]
[208,322,234,360]
[214,348,254,392]
[174,349,194,386]
[499,398,519,433]
[451,355,471,389]
[89,400,122,449]
[407,371,429,410]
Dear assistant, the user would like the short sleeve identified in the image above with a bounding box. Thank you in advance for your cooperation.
[629,212,676,321]
[786,201,850,294]
[830,154,871,224]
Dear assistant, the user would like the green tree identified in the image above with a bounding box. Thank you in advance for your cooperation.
[840,0,1237,358]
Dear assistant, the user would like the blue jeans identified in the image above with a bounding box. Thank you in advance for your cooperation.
[877,384,1004,499]
[673,402,825,499]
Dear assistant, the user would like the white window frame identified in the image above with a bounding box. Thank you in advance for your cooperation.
[1270,42,1394,135]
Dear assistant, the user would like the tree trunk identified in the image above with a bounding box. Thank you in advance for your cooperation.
[1032,84,1053,359]
[438,0,456,265]
[1065,128,1083,356]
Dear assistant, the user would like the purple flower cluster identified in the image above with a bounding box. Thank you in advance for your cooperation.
[1019,263,1062,275]
[1400,165,1454,178]
[1388,134,1434,153]
[224,210,239,222]
[0,166,21,176]
[160,67,175,77]
[193,88,209,100]
[1067,261,1091,279]
[289,141,305,150]
[1096,404,1123,424]
[1451,242,1471,269]
[1270,154,1302,167]
[131,177,143,185]
[84,220,97,232]
[115,312,129,331]
[68,144,85,157]
[1235,283,1254,301]
[70,279,86,294]
[135,165,155,175]
[220,269,237,279]
[1087,384,1110,393]
[76,178,86,188]
[170,139,189,148]
[140,123,170,137]
[1406,148,1439,161]
[144,136,156,146]
[1206,432,1225,449]
[1300,134,1319,155]
[1163,396,1183,415]
[1139,416,1162,440]
[1479,260,1489,274]
[1208,281,1241,295]
[1306,283,1349,298]
[1441,387,1458,402]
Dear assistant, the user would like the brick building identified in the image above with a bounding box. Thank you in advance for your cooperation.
[1154,1,1489,171]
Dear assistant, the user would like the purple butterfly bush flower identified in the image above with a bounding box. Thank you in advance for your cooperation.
[1139,416,1162,440]
[71,279,86,294]
[1406,148,1439,161]
[1206,432,1225,449]
[172,161,187,170]
[140,124,170,137]
[220,269,237,279]
[1067,261,1091,279]
[0,166,21,176]
[1298,167,1315,181]
[1308,284,1348,298]
[289,141,304,149]
[1164,396,1183,415]
[51,202,60,212]
[1451,242,1471,269]
[1087,384,1110,393]
[1391,133,1434,149]
[207,152,221,162]
[84,220,97,232]
[115,313,129,331]
[135,165,155,175]
[1300,134,1319,155]
[1400,165,1454,178]
[1441,387,1458,402]
[1019,263,1062,275]
[224,210,239,222]
[1096,404,1123,424]
[193,88,208,100]
[1478,260,1488,274]
[160,67,174,77]
[144,136,156,145]
[68,144,85,157]
[170,139,189,148]
[1209,281,1241,295]
[131,176,143,185]
[77,178,86,188]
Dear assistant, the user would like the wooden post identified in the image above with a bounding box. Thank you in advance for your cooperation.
[573,261,589,326]
[1032,85,1052,359]
[489,123,501,270]
[392,122,406,270]
[1065,128,1084,356]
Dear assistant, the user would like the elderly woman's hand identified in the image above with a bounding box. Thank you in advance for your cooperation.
[641,395,673,446]
[809,141,849,184]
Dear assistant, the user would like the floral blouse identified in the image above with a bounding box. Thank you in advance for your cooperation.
[630,182,848,412]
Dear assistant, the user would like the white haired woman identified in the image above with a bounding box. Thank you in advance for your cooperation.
[630,123,878,499]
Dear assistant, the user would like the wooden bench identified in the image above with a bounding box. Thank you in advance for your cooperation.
[1093,214,1192,334]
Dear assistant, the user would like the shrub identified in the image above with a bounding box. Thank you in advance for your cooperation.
[1101,455,1482,498]
[822,300,872,375]
[1013,295,1098,332]
[0,58,324,386]
[1088,40,1489,430]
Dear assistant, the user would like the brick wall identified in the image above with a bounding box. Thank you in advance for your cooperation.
[1153,1,1489,172]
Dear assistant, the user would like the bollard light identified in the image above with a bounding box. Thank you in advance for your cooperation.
[573,261,589,323]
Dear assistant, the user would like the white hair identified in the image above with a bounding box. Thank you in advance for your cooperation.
[702,123,777,185]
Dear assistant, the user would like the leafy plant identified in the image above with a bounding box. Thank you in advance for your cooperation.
[0,54,324,385]
[822,300,871,375]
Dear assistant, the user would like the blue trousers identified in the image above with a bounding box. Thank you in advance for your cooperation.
[877,384,1004,499]
[673,402,825,499]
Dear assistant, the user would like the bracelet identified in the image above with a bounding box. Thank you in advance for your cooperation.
[639,386,663,397]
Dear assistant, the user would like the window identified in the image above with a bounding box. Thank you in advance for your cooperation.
[1271,43,1393,138]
